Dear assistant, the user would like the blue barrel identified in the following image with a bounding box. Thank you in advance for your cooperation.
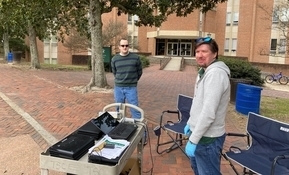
[235,83,263,115]
[7,52,13,63]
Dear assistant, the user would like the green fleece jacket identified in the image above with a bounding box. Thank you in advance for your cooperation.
[188,61,231,144]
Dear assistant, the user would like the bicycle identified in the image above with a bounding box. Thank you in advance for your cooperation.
[264,72,288,85]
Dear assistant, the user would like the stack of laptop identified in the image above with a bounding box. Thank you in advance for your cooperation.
[48,133,95,160]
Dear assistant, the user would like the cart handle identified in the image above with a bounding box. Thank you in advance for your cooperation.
[102,103,144,122]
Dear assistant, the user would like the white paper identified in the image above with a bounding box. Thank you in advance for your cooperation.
[88,135,130,159]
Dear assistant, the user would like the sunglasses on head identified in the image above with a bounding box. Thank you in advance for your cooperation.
[120,45,129,47]
[196,37,212,43]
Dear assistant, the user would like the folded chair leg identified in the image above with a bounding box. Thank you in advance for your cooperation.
[164,133,183,153]
[157,127,189,159]
[222,153,240,175]
[155,126,175,154]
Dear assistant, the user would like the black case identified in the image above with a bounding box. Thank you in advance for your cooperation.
[49,133,95,160]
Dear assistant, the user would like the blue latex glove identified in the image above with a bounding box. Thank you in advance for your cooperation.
[184,124,191,136]
[185,141,197,157]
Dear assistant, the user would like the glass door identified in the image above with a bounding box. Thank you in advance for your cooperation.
[167,42,179,56]
[180,42,192,56]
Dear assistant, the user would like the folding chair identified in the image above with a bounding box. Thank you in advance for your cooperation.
[153,94,193,155]
[224,112,289,175]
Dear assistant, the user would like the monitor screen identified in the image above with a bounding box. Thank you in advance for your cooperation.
[92,111,119,134]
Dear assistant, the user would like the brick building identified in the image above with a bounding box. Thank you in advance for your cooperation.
[31,0,289,65]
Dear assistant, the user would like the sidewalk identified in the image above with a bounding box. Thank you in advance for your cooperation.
[0,63,289,174]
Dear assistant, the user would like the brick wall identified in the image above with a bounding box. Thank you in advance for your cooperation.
[252,62,289,76]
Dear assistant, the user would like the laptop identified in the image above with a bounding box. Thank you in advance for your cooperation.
[92,111,138,140]
[49,133,95,160]
[76,120,104,140]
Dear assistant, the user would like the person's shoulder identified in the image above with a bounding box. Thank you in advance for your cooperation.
[209,63,231,78]
[210,61,227,69]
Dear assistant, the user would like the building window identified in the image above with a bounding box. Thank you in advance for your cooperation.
[233,12,239,25]
[272,10,278,23]
[270,39,277,54]
[44,35,58,64]
[224,38,229,52]
[272,8,289,23]
[128,14,138,24]
[226,12,231,26]
[155,39,165,55]
[278,39,286,54]
[128,36,138,50]
[280,8,289,22]
[232,38,237,52]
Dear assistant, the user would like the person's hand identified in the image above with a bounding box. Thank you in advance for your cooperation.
[185,141,197,157]
[184,124,191,136]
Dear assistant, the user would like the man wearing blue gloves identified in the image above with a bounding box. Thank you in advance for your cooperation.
[184,37,230,175]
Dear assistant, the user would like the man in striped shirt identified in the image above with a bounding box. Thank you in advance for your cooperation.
[111,39,143,120]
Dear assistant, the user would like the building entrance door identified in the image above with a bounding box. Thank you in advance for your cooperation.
[180,42,192,56]
[167,42,179,56]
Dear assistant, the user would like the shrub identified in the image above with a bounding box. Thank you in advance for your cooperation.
[9,37,29,52]
[219,56,264,86]
[139,55,150,68]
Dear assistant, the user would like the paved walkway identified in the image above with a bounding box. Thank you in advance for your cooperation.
[0,63,289,175]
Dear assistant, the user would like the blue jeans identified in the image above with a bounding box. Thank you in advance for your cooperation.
[114,86,141,119]
[189,134,226,175]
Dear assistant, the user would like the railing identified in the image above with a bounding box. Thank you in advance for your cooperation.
[159,55,172,70]
[180,57,185,71]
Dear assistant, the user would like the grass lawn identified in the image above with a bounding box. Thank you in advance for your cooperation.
[229,96,289,133]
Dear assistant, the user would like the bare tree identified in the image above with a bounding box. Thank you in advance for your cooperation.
[102,20,126,47]
[63,20,139,55]
[98,20,140,52]
[63,29,90,54]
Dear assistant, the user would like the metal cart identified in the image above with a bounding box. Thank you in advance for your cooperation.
[40,103,145,175]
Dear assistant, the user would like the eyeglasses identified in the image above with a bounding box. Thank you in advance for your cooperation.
[120,45,129,47]
[196,37,212,43]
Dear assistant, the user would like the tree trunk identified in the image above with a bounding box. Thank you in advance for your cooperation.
[28,21,40,69]
[3,32,9,60]
[87,0,108,89]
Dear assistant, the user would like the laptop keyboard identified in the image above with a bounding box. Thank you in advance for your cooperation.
[110,123,127,136]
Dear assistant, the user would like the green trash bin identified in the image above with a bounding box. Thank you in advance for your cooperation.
[230,78,253,104]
